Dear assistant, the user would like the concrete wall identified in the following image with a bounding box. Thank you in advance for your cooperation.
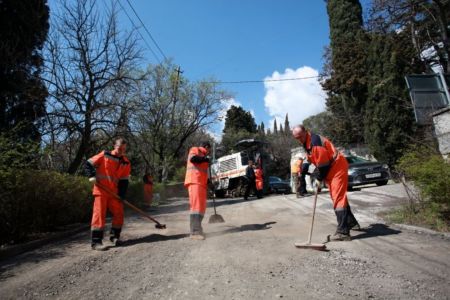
[432,107,450,160]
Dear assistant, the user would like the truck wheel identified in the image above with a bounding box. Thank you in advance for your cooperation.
[215,190,225,198]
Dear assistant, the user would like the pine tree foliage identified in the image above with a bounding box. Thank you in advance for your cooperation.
[0,0,49,141]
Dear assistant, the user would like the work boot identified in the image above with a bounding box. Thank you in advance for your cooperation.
[190,234,205,240]
[91,229,107,250]
[109,227,122,246]
[330,233,351,241]
[91,242,108,251]
[350,223,361,231]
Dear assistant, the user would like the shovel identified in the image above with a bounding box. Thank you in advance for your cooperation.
[208,166,225,224]
[294,186,326,251]
[208,187,225,224]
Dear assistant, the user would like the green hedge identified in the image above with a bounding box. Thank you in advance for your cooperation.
[0,170,92,246]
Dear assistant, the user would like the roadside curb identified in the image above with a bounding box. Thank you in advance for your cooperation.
[391,223,450,240]
[0,224,89,261]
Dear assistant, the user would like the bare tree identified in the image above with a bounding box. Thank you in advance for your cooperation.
[369,0,450,73]
[130,63,230,182]
[43,0,141,173]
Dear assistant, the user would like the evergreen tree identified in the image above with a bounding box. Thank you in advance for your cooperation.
[273,119,278,134]
[223,105,257,135]
[0,0,49,141]
[323,0,369,144]
[364,32,422,165]
[221,105,257,153]
[284,113,291,134]
[260,122,265,135]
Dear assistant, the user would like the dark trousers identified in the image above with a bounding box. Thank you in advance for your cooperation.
[335,205,359,234]
[299,173,307,194]
[244,180,256,199]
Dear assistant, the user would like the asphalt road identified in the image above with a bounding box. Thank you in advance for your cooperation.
[1,183,449,300]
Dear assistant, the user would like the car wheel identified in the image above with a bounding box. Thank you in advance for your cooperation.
[376,180,388,186]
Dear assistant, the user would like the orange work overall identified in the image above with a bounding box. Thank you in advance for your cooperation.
[87,151,130,232]
[305,133,358,234]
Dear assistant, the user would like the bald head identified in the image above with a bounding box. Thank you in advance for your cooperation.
[292,125,307,143]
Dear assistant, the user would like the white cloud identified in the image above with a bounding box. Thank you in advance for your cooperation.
[264,66,326,131]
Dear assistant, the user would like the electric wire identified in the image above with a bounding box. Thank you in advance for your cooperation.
[204,75,321,84]
[116,0,161,63]
[125,0,168,61]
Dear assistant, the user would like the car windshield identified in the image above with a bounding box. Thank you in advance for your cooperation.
[345,156,369,164]
[269,176,282,182]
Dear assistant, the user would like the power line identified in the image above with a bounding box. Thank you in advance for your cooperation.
[125,0,168,61]
[204,75,321,84]
[115,0,160,62]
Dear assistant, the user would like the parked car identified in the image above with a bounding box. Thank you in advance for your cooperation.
[346,155,390,189]
[268,176,291,194]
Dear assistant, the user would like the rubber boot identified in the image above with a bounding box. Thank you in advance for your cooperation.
[190,214,205,240]
[91,230,107,251]
[109,227,122,246]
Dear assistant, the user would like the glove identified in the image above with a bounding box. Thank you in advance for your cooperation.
[203,156,210,163]
[89,177,97,184]
[314,179,322,192]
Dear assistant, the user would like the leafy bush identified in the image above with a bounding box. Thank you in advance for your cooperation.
[397,149,450,205]
[394,148,450,231]
[0,170,92,245]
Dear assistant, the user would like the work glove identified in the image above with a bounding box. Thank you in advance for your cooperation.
[89,177,97,184]
[314,179,322,192]
[203,156,210,163]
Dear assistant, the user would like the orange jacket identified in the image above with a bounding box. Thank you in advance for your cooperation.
[255,168,264,190]
[87,150,131,196]
[184,146,209,187]
[303,132,340,181]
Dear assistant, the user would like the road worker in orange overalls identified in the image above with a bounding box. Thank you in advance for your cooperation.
[184,141,211,240]
[143,173,154,207]
[291,157,303,198]
[254,164,264,199]
[85,138,131,250]
[292,125,360,241]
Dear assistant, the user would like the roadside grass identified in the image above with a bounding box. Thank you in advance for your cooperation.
[384,203,450,232]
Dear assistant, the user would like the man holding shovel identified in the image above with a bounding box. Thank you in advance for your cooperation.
[292,125,360,241]
[85,138,130,250]
[184,141,211,240]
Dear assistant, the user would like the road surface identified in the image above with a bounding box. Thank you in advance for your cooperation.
[1,183,449,299]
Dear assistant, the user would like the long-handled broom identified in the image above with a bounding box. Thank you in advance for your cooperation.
[95,182,166,229]
[294,186,326,250]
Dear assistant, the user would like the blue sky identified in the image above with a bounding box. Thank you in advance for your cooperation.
[117,0,330,134]
[49,0,370,137]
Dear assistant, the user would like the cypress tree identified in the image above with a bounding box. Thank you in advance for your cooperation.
[273,119,278,134]
[284,113,290,134]
[323,0,368,145]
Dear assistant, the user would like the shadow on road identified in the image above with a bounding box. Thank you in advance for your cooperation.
[149,196,269,216]
[120,222,277,247]
[351,223,401,240]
